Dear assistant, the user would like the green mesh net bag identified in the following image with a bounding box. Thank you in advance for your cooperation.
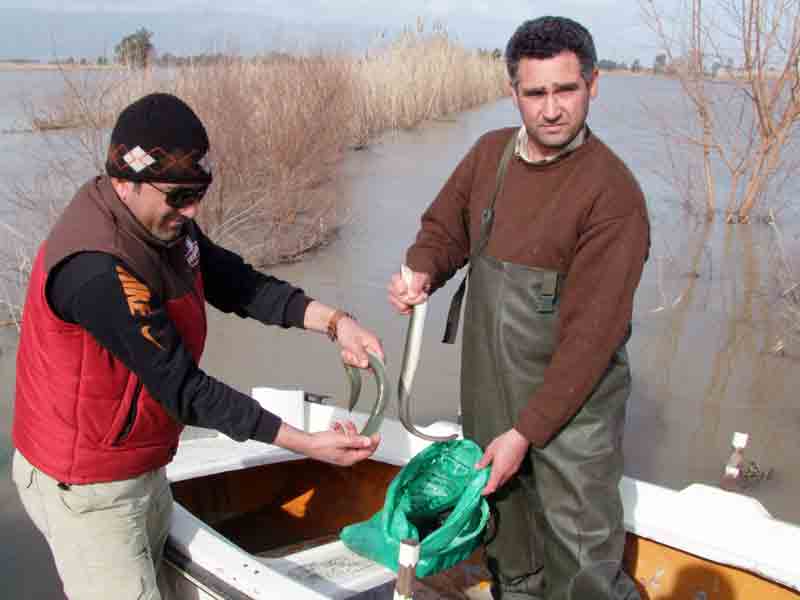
[340,439,490,578]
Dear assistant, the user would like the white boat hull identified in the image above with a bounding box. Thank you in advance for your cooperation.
[162,388,800,599]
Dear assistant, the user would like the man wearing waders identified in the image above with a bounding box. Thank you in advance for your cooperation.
[388,16,649,600]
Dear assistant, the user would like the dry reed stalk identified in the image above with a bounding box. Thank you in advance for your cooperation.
[353,28,506,137]
[0,168,73,328]
[0,237,35,330]
[0,273,21,330]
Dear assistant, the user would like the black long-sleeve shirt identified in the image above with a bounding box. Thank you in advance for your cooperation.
[46,227,312,444]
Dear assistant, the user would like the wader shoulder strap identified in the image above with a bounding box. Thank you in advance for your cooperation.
[443,133,517,344]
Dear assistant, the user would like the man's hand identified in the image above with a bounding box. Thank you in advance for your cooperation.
[274,421,380,466]
[302,301,384,369]
[336,317,384,369]
[475,428,530,496]
[387,269,431,315]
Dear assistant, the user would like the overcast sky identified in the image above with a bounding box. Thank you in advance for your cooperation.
[0,1,670,64]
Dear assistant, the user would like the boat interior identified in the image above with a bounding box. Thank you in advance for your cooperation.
[171,457,401,559]
[171,456,800,600]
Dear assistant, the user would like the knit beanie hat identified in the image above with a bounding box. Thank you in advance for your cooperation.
[106,93,213,184]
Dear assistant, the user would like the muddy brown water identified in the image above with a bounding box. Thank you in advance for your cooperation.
[1,72,799,598]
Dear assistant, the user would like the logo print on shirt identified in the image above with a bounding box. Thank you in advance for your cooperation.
[184,237,200,269]
[115,266,165,350]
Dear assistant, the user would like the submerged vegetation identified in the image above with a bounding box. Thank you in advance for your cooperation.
[0,24,507,326]
[641,0,800,224]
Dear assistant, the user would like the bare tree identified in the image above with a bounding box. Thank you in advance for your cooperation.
[641,0,800,223]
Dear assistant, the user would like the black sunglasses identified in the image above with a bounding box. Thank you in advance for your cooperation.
[146,182,209,210]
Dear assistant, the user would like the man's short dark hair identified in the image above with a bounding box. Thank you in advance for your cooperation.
[505,16,597,86]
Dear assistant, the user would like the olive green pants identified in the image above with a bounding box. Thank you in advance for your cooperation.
[460,254,640,600]
[464,372,636,600]
[12,450,172,600]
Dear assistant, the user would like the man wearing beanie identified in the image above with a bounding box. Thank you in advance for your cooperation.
[11,92,384,600]
[388,17,646,600]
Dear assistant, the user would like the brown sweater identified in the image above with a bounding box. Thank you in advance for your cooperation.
[407,127,650,447]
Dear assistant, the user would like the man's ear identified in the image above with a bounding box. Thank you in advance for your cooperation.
[589,67,600,99]
[110,178,133,203]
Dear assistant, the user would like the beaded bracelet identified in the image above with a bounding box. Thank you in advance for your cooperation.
[327,309,354,341]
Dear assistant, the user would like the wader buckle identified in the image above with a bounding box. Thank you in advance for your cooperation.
[537,271,559,314]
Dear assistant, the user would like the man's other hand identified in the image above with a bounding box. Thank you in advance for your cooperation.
[274,421,380,466]
[475,428,530,496]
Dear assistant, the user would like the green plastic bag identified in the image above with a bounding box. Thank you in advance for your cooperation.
[340,439,490,578]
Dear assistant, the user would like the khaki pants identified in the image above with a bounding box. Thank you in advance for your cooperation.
[12,450,173,600]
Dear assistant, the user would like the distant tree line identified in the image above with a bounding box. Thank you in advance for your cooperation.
[477,48,503,60]
[0,58,41,64]
[597,58,629,71]
[652,51,740,78]
[14,27,698,79]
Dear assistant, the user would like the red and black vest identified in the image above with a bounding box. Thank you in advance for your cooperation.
[13,177,207,484]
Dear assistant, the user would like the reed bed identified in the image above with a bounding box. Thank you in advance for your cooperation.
[0,27,507,324]
[351,27,508,142]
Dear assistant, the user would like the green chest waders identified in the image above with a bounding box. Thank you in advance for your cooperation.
[443,135,640,600]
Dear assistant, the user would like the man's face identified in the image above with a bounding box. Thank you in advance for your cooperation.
[511,51,598,162]
[115,180,204,241]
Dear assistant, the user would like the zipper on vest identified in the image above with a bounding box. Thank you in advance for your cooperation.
[114,380,142,445]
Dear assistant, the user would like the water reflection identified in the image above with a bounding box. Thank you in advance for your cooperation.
[625,219,798,522]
